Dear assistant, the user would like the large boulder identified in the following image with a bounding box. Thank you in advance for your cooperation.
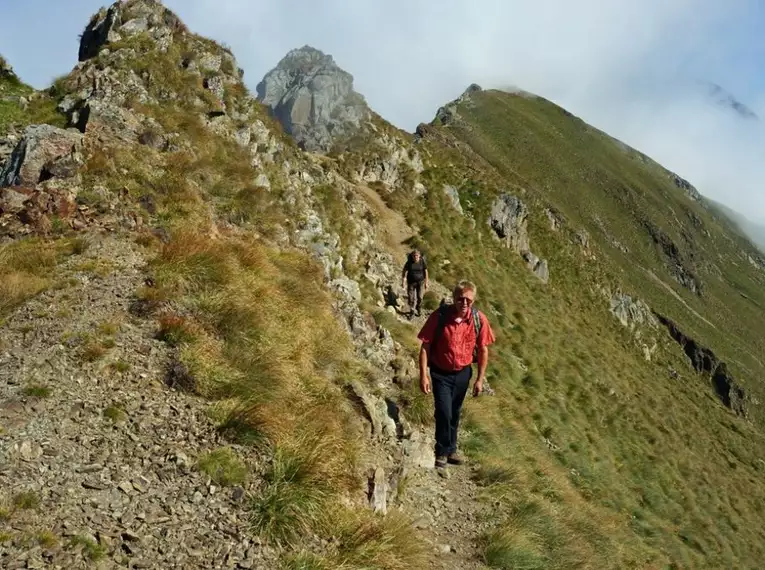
[0,125,84,189]
[256,45,371,152]
[609,293,656,330]
[489,193,530,253]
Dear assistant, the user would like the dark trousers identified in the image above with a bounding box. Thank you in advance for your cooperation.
[407,280,424,313]
[430,365,472,457]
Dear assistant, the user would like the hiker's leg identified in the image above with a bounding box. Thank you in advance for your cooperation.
[448,366,472,454]
[430,369,455,457]
[407,281,416,312]
[415,281,423,313]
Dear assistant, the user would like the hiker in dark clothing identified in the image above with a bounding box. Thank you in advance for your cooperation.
[417,280,495,471]
[401,249,428,316]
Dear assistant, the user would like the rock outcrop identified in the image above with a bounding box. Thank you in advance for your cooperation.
[489,194,530,253]
[256,45,370,153]
[0,55,16,81]
[433,84,482,126]
[0,125,83,188]
[78,0,183,61]
[642,219,702,295]
[669,171,702,203]
[656,313,747,416]
[489,193,549,282]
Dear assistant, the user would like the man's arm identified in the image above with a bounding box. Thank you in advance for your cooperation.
[401,262,409,287]
[473,345,489,396]
[419,343,431,394]
[474,313,495,396]
[424,268,429,289]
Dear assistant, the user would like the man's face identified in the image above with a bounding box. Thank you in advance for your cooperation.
[454,288,475,317]
[412,252,420,262]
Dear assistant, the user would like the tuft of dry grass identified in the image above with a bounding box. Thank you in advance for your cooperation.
[148,229,370,555]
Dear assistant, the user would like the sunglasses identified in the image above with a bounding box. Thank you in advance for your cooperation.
[456,296,474,305]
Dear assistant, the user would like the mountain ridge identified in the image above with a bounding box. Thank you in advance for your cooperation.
[2,1,765,568]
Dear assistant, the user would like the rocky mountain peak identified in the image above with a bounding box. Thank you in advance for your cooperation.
[0,54,15,80]
[78,0,185,61]
[256,45,370,152]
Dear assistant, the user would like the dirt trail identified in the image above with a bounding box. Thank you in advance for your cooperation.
[351,184,493,568]
[0,233,271,569]
[356,183,415,260]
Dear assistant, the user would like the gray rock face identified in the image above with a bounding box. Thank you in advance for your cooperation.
[443,185,464,214]
[256,46,370,152]
[79,0,181,61]
[609,293,656,330]
[523,252,549,284]
[489,193,550,282]
[489,193,530,253]
[0,125,84,188]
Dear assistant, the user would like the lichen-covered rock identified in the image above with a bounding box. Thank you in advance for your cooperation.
[489,193,530,253]
[356,134,424,189]
[609,293,657,330]
[78,0,182,61]
[256,45,370,152]
[443,185,464,214]
[0,124,84,188]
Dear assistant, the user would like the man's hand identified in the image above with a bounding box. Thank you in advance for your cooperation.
[420,373,431,394]
[424,280,429,290]
[402,280,407,290]
[473,377,484,397]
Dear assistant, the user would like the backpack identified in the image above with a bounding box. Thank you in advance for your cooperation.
[431,302,483,364]
[405,252,427,283]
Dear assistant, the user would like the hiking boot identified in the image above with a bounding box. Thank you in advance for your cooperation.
[435,456,448,469]
[447,453,465,465]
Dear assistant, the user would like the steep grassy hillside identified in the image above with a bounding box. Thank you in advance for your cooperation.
[352,88,765,568]
[4,2,765,568]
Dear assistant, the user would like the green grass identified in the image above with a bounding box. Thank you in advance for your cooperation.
[110,359,131,373]
[250,445,332,544]
[35,530,58,548]
[11,491,40,510]
[0,67,66,134]
[332,88,765,568]
[197,447,248,486]
[103,405,127,423]
[21,384,51,399]
[67,534,106,561]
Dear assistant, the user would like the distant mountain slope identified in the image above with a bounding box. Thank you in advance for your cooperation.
[706,197,765,251]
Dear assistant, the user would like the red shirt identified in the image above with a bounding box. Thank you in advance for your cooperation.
[417,307,496,371]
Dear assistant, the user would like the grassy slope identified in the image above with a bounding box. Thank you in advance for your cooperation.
[368,91,765,568]
[0,60,65,136]
[46,13,427,567]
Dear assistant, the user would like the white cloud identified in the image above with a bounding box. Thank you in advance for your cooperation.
[3,0,765,220]
[164,0,765,220]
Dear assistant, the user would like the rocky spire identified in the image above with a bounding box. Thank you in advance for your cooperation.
[256,45,370,153]
[78,0,184,61]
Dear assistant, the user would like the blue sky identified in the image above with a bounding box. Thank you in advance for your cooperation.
[2,0,765,219]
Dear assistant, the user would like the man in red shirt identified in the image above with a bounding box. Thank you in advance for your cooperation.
[417,280,496,471]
